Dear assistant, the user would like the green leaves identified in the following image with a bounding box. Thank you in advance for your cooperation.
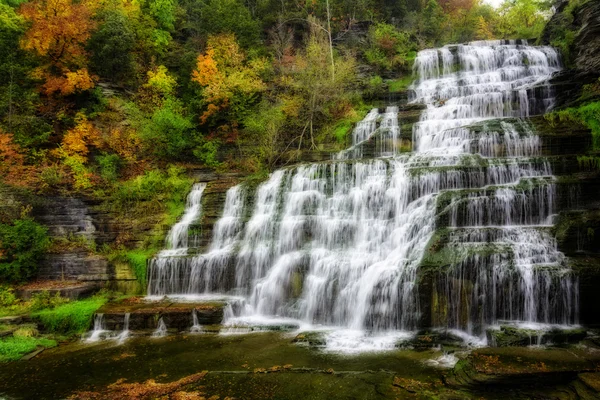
[0,218,50,283]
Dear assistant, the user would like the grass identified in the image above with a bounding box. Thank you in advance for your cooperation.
[32,295,109,335]
[0,336,57,362]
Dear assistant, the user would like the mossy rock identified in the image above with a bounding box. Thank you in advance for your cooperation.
[293,331,327,347]
[486,325,587,347]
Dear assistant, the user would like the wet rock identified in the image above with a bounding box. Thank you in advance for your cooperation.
[96,298,225,331]
[293,331,327,347]
[486,325,587,347]
[396,330,465,350]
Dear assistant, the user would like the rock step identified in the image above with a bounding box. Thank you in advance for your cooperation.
[96,299,225,331]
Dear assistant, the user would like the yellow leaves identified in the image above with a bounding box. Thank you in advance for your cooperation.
[55,113,101,190]
[42,68,96,96]
[193,49,221,87]
[19,0,96,63]
[106,127,142,164]
[476,16,494,40]
[145,65,178,97]
[62,113,101,160]
[191,33,266,125]
[0,130,37,188]
[19,0,97,96]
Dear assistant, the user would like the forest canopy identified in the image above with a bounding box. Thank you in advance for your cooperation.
[0,0,557,190]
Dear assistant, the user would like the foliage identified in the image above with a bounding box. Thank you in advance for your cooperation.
[0,130,37,187]
[88,8,136,83]
[29,291,69,312]
[96,153,121,182]
[192,33,268,134]
[496,0,551,40]
[19,0,98,96]
[112,166,193,210]
[180,0,261,49]
[546,101,600,150]
[0,335,56,362]
[0,217,50,283]
[32,295,108,334]
[140,98,194,159]
[0,285,16,307]
[364,22,413,72]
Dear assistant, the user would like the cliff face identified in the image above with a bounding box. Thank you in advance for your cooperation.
[544,0,600,107]
[540,0,600,327]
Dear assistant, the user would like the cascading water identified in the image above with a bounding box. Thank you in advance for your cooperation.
[85,314,108,343]
[148,40,578,348]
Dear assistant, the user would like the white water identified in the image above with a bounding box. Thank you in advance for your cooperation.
[148,40,577,350]
[116,313,130,343]
[165,182,207,252]
[85,314,110,343]
[152,318,167,338]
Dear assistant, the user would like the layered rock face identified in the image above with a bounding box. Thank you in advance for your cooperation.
[543,0,600,107]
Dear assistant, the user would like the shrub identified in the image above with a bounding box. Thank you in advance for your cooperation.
[29,291,69,312]
[546,100,600,150]
[0,286,16,307]
[0,218,50,283]
[112,166,193,210]
[96,153,121,182]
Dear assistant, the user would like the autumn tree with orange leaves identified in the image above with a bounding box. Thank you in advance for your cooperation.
[192,33,268,140]
[19,0,97,96]
[0,130,37,188]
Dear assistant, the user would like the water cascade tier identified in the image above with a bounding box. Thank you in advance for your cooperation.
[148,40,578,343]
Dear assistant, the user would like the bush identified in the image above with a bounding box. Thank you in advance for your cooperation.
[0,218,50,283]
[546,100,600,150]
[113,166,193,210]
[96,153,121,182]
[0,336,57,362]
[140,99,194,160]
[29,291,69,312]
[32,296,108,335]
[0,286,16,307]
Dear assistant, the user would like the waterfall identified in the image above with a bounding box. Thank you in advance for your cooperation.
[152,318,167,338]
[117,313,130,343]
[147,40,578,346]
[191,309,202,333]
[166,183,207,250]
[85,314,107,343]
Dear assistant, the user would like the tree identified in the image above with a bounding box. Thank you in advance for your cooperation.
[88,9,136,83]
[421,0,446,43]
[0,217,50,283]
[179,0,261,49]
[19,0,97,96]
[475,15,494,40]
[284,20,357,149]
[0,129,37,187]
[0,3,51,148]
[192,33,267,134]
